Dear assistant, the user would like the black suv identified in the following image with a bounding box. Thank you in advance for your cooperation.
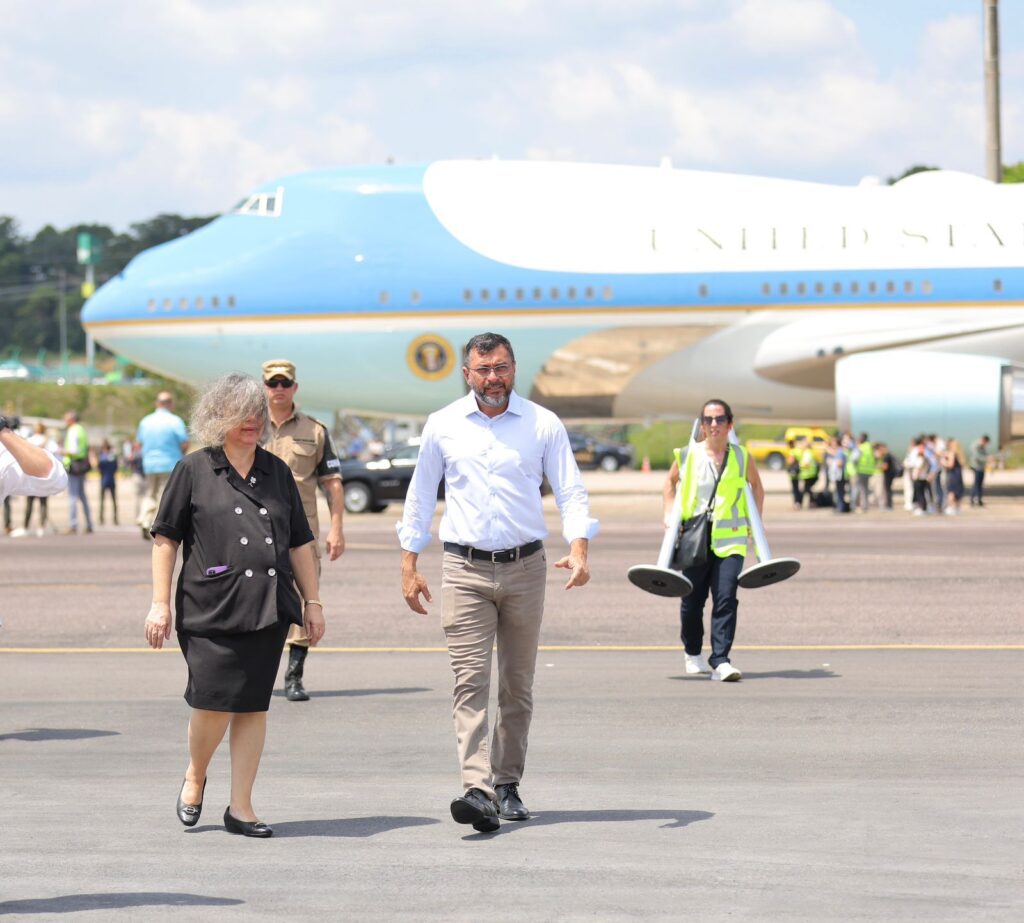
[567,432,633,471]
[340,442,444,513]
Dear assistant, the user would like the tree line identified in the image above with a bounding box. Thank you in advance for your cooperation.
[0,214,215,360]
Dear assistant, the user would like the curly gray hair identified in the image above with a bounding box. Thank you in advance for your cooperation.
[190,372,270,447]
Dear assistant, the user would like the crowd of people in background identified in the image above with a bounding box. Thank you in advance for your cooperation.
[785,431,993,516]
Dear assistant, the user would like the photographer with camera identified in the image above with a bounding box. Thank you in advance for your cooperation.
[0,413,67,501]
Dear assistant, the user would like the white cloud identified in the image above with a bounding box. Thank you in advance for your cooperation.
[730,0,858,54]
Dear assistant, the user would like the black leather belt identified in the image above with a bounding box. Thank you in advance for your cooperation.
[443,539,543,564]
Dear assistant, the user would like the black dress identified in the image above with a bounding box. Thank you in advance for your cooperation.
[152,446,314,712]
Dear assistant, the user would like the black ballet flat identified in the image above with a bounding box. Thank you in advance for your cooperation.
[176,777,207,827]
[223,806,273,838]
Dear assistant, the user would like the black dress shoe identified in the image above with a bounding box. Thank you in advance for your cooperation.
[495,782,530,820]
[450,788,499,832]
[176,777,206,827]
[223,807,273,838]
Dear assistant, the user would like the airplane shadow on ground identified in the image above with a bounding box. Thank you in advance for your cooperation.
[466,809,714,839]
[0,728,120,743]
[0,892,243,915]
[668,669,838,682]
[271,687,430,699]
[187,816,440,838]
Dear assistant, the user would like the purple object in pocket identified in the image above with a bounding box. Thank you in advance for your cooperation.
[205,565,230,576]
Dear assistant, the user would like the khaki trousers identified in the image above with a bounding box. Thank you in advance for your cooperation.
[441,548,547,799]
[137,472,172,531]
[287,544,321,646]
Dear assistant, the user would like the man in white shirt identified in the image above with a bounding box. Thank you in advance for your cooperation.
[0,414,67,501]
[399,332,597,833]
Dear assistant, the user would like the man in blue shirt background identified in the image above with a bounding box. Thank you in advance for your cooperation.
[135,391,188,539]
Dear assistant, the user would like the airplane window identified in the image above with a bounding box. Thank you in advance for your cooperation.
[779,282,789,296]
[533,287,542,300]
[162,298,172,311]
[497,288,507,301]
[550,287,559,300]
[515,288,525,301]
[147,299,156,312]
[903,280,913,294]
[796,282,806,296]
[886,281,896,293]
[602,286,613,300]
[585,286,595,299]
[211,296,220,308]
[814,282,824,295]
[921,280,933,295]
[179,297,189,311]
[227,295,236,307]
[410,290,421,304]
[993,279,1003,293]
[481,289,490,301]
[567,286,577,299]
[761,283,771,296]
[463,289,472,302]
[850,281,859,294]
[832,281,842,295]
[379,291,389,305]
[867,281,877,294]
[265,196,276,212]
[699,284,709,297]
[195,297,204,309]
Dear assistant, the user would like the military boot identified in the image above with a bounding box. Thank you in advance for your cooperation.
[284,644,310,701]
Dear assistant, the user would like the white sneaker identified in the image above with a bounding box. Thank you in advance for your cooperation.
[711,662,742,682]
[8,527,28,538]
[685,653,712,675]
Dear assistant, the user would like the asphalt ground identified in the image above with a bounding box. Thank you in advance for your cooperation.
[1,470,1022,920]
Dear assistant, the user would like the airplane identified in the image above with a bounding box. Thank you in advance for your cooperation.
[81,160,1024,450]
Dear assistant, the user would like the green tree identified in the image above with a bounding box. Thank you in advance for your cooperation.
[1001,161,1024,183]
[887,165,940,185]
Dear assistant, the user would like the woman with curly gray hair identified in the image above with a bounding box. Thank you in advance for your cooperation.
[143,372,324,838]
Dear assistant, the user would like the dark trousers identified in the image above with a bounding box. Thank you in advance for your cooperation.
[832,477,848,513]
[882,476,895,511]
[99,484,118,524]
[970,468,985,505]
[679,553,743,668]
[24,496,48,529]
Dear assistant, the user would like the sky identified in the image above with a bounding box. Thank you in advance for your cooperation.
[2,0,1022,234]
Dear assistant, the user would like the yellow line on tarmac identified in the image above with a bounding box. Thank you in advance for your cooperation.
[1,644,1022,654]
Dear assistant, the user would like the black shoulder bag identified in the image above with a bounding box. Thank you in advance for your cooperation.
[675,445,729,571]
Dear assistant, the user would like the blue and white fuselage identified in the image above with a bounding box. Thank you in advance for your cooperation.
[82,160,1024,445]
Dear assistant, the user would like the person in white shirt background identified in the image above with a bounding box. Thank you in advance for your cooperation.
[398,332,597,833]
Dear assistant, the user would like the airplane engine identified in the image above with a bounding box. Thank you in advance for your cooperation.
[835,351,1024,449]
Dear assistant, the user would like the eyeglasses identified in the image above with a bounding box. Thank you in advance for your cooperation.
[264,378,295,389]
[701,414,729,425]
[467,364,513,378]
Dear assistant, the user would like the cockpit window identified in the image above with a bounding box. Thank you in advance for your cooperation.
[232,186,284,218]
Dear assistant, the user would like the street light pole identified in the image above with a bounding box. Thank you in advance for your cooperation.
[984,0,1002,182]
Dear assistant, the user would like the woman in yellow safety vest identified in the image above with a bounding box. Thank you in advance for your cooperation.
[662,399,765,682]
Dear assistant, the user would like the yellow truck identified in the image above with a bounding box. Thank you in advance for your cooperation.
[745,426,834,471]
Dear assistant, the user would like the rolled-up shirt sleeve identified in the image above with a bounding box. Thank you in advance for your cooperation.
[543,421,599,544]
[396,420,444,553]
[0,449,68,498]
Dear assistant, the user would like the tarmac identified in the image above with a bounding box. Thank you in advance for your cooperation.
[1,470,1022,920]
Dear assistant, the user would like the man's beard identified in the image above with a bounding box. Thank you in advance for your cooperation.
[472,379,512,408]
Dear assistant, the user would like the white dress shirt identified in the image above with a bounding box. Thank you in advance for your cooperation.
[0,444,68,500]
[398,390,598,553]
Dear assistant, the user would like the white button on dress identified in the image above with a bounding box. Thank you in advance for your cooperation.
[240,537,248,545]
[264,537,273,545]
[268,568,276,577]
[244,569,253,577]
[259,508,268,515]
[234,507,243,515]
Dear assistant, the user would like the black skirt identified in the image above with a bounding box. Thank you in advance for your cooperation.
[178,618,290,713]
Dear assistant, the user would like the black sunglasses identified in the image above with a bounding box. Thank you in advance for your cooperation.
[701,414,729,425]
[265,378,294,389]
